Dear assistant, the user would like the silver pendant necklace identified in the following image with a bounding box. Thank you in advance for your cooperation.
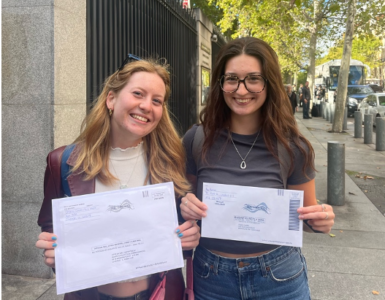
[110,152,140,189]
[229,130,261,169]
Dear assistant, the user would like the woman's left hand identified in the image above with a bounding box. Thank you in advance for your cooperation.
[175,220,200,251]
[297,204,335,233]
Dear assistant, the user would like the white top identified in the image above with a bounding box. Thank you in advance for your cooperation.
[95,141,150,283]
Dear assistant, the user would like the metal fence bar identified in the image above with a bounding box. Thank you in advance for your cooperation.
[87,0,198,134]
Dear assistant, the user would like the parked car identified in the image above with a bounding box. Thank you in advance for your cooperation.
[346,85,374,117]
[358,93,385,126]
[368,84,384,93]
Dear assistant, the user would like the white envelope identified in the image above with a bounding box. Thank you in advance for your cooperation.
[201,182,303,247]
[52,182,183,295]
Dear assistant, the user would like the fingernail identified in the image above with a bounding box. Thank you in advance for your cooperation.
[178,233,183,238]
[52,243,57,247]
[51,236,57,240]
[298,215,304,220]
[176,229,180,233]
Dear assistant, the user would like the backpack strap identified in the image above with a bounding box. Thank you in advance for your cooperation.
[60,144,76,197]
[192,124,290,188]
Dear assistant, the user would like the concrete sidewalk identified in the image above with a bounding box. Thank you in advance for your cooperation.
[2,114,385,300]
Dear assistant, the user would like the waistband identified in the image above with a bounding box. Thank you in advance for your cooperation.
[98,289,149,300]
[195,245,301,273]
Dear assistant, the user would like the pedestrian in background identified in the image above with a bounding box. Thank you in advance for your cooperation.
[35,59,200,300]
[298,83,304,107]
[286,84,298,114]
[180,37,335,300]
[302,81,311,119]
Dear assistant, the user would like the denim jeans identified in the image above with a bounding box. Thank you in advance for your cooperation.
[193,246,311,300]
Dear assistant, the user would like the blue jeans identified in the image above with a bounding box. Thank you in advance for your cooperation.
[193,246,311,300]
[303,100,310,118]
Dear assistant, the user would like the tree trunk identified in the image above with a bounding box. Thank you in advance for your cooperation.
[308,30,317,111]
[308,0,319,112]
[332,0,356,132]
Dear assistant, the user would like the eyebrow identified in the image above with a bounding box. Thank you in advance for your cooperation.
[133,87,165,99]
[224,72,263,76]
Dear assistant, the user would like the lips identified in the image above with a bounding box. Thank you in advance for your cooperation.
[131,114,149,122]
[235,98,252,104]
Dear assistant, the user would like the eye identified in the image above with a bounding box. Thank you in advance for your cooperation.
[133,91,143,97]
[248,75,263,82]
[224,75,238,82]
[152,98,164,105]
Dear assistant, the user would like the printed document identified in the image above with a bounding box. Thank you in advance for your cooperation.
[52,182,183,295]
[201,183,303,247]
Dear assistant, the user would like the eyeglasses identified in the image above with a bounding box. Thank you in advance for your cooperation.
[219,74,267,93]
[118,53,141,71]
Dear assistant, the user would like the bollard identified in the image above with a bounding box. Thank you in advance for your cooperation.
[330,105,335,124]
[376,117,385,151]
[343,107,348,130]
[326,104,330,121]
[364,114,373,144]
[327,141,345,206]
[354,111,362,138]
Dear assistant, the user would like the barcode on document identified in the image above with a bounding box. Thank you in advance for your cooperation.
[142,191,149,198]
[288,199,300,231]
[277,189,284,196]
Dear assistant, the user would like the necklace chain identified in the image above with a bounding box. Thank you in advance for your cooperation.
[110,153,140,189]
[229,130,260,169]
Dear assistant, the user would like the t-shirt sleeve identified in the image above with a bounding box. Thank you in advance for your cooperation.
[182,124,199,176]
[287,140,315,185]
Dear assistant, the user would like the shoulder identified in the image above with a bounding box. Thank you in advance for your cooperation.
[183,124,199,145]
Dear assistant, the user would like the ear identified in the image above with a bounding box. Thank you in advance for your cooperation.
[106,91,115,110]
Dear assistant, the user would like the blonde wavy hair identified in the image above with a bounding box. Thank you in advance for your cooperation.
[72,59,190,197]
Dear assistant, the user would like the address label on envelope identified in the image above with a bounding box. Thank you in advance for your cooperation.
[201,182,304,247]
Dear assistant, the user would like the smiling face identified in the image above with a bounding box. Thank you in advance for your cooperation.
[106,71,166,148]
[223,54,267,132]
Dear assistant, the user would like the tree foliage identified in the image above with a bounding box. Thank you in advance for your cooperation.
[316,35,383,70]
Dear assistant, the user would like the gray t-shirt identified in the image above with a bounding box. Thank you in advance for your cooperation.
[183,124,315,254]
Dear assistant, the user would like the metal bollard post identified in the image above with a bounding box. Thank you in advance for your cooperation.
[327,141,345,206]
[354,111,362,138]
[364,114,373,144]
[376,117,385,151]
[343,107,348,130]
[330,104,334,123]
[326,104,330,121]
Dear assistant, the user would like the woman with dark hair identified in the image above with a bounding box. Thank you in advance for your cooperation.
[180,37,335,299]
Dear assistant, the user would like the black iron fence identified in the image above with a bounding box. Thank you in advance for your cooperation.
[87,0,197,134]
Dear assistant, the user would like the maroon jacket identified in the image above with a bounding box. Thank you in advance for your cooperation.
[37,145,185,300]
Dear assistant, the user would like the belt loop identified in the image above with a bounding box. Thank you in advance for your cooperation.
[213,254,219,275]
[258,255,268,277]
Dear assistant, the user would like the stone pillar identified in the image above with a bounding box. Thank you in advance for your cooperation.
[2,0,86,278]
[194,9,213,120]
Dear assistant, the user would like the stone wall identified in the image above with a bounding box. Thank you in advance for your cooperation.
[2,0,86,278]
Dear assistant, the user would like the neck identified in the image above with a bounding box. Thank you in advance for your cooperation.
[230,113,261,135]
[110,136,143,149]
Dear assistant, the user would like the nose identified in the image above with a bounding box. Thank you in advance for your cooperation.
[138,97,152,112]
[237,81,248,95]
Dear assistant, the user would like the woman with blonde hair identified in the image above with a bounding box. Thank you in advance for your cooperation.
[36,58,199,300]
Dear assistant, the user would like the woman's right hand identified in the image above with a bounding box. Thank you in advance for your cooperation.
[180,193,208,221]
[35,232,57,268]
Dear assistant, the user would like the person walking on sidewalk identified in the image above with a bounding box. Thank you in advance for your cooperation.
[35,59,200,300]
[180,37,335,300]
[303,81,311,119]
[286,84,298,114]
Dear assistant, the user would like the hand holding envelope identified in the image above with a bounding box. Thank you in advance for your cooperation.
[48,182,187,295]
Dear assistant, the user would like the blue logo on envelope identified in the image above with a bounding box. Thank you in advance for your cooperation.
[243,202,271,214]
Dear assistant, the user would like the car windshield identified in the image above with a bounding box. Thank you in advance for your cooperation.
[379,96,385,106]
[347,86,373,94]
